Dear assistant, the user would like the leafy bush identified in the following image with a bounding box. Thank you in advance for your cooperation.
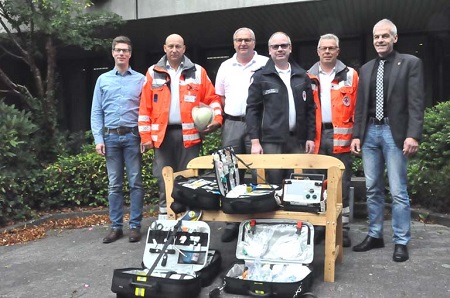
[0,101,43,225]
[201,130,222,156]
[408,101,450,212]
[43,144,159,208]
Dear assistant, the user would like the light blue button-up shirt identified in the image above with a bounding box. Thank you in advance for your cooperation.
[90,67,145,144]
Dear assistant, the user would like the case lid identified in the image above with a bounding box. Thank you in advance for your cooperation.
[236,219,314,265]
[143,220,211,274]
[212,147,240,196]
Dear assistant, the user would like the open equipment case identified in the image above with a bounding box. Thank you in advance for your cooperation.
[222,219,314,297]
[213,147,281,214]
[111,220,221,298]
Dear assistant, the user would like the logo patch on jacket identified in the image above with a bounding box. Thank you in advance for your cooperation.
[263,88,279,95]
[302,91,307,101]
[343,96,350,106]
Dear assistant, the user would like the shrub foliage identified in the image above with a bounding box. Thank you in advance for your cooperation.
[408,101,450,212]
[0,101,42,225]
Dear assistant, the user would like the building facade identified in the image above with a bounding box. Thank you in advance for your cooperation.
[43,0,450,131]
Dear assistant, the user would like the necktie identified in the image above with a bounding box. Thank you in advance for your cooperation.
[375,60,385,121]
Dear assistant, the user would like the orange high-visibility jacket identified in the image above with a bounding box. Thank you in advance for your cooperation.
[308,60,359,154]
[138,56,222,148]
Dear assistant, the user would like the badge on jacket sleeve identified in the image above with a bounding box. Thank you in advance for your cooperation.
[302,91,307,101]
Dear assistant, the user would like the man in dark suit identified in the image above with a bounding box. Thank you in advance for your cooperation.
[350,19,425,262]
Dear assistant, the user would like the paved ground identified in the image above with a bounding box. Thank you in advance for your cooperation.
[1,217,450,298]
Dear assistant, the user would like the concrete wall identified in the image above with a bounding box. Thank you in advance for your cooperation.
[90,0,315,20]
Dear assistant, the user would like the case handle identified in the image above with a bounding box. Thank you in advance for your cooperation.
[130,280,159,291]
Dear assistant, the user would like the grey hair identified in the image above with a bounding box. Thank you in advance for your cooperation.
[318,33,339,48]
[233,27,256,41]
[373,19,398,36]
[268,32,291,47]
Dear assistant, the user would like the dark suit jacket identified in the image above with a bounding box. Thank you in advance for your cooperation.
[353,51,425,149]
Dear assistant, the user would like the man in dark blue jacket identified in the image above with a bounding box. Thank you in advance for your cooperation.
[246,31,316,184]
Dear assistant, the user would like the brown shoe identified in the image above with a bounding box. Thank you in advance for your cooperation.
[129,228,141,242]
[103,229,123,243]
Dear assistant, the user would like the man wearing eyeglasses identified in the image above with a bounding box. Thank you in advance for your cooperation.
[307,33,359,248]
[91,36,145,244]
[139,34,223,221]
[215,28,269,242]
[246,32,316,184]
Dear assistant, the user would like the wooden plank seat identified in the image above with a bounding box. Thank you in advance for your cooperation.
[162,153,345,282]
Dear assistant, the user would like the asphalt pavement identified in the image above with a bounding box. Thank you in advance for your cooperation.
[1,216,450,298]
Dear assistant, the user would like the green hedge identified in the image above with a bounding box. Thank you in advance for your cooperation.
[43,144,159,209]
[408,101,450,212]
[0,101,42,225]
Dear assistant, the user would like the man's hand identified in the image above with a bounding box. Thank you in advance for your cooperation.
[251,139,263,154]
[351,139,361,155]
[141,141,154,153]
[305,140,315,154]
[201,121,221,135]
[403,137,419,157]
[95,143,105,156]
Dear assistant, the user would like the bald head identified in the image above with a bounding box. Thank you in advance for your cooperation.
[165,34,184,46]
[164,33,186,69]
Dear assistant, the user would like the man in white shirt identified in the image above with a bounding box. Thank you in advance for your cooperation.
[215,28,268,242]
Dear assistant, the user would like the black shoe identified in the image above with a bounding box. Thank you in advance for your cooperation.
[393,244,409,262]
[103,228,123,243]
[352,235,384,252]
[129,228,141,243]
[221,223,239,242]
[343,230,351,248]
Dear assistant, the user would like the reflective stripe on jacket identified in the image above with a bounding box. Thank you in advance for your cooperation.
[138,56,222,148]
[308,60,359,154]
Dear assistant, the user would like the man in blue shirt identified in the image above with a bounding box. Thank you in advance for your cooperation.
[91,36,145,244]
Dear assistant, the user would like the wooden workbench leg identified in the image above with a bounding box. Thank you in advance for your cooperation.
[162,166,177,220]
[336,213,344,263]
[324,221,337,282]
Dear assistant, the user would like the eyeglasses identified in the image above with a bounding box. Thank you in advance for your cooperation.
[269,44,290,50]
[113,48,131,53]
[234,38,254,43]
[318,46,339,52]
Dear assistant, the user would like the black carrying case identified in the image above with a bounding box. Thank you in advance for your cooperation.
[111,220,221,298]
[212,147,280,214]
[223,219,314,297]
[171,175,221,210]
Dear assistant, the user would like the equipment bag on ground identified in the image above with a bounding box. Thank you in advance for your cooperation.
[212,147,281,214]
[221,219,314,297]
[111,220,221,298]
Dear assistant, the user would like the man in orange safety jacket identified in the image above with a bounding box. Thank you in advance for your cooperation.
[139,34,222,219]
[308,33,359,247]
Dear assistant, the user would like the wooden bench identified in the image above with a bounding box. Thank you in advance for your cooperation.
[162,153,344,282]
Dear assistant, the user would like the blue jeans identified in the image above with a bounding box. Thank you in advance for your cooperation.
[104,131,144,230]
[362,123,411,245]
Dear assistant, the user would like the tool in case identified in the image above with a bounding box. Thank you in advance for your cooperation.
[213,147,281,214]
[111,220,221,298]
[222,219,314,297]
